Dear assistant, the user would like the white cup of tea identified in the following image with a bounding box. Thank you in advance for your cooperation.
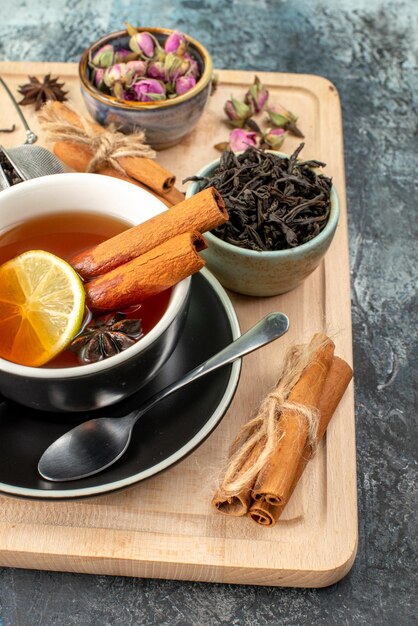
[0,173,191,412]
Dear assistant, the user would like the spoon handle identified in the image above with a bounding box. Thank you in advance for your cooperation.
[0,77,38,144]
[131,312,289,422]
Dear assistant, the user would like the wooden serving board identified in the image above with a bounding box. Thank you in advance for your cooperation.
[0,62,357,587]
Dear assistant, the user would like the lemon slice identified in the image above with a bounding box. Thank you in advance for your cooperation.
[0,250,85,367]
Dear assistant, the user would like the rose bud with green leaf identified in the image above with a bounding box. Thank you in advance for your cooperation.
[164,31,186,55]
[91,44,114,68]
[129,31,156,58]
[244,75,269,113]
[132,78,166,101]
[164,53,189,82]
[93,68,106,91]
[114,48,138,63]
[224,97,253,128]
[266,105,304,138]
[125,60,147,83]
[147,61,165,80]
[184,52,199,77]
[103,63,129,88]
[261,127,287,150]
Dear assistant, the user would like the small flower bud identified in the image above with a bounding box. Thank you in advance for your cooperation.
[244,75,269,113]
[125,60,147,86]
[126,60,147,75]
[175,74,196,95]
[164,52,189,82]
[129,32,155,58]
[266,105,304,137]
[229,128,258,152]
[147,61,166,80]
[114,48,138,63]
[262,128,287,150]
[103,63,128,88]
[183,52,200,78]
[93,68,106,90]
[266,105,291,127]
[224,97,252,128]
[132,78,166,102]
[91,44,114,68]
[165,31,186,54]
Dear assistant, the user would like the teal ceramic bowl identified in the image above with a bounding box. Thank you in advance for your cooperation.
[79,27,213,150]
[185,154,340,296]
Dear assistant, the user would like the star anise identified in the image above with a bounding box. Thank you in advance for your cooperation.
[69,312,143,364]
[17,74,68,110]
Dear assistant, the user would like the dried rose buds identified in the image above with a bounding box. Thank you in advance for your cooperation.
[244,75,269,113]
[176,75,196,95]
[147,61,165,80]
[164,53,189,82]
[215,75,303,152]
[261,128,287,150]
[93,68,106,90]
[165,30,186,54]
[224,97,253,128]
[132,78,166,102]
[91,44,114,68]
[89,24,201,102]
[129,31,156,58]
[266,105,304,138]
[229,129,258,151]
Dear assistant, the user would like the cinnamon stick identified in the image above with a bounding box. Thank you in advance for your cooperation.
[251,336,335,507]
[53,141,173,208]
[85,231,206,312]
[249,356,353,526]
[71,187,228,279]
[212,440,264,516]
[48,102,176,195]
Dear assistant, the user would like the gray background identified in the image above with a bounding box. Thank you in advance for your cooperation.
[0,0,417,624]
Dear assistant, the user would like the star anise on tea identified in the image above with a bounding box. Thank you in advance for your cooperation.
[18,74,68,110]
[69,312,143,364]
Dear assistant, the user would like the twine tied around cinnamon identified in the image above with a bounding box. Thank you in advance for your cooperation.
[217,337,327,499]
[38,102,156,176]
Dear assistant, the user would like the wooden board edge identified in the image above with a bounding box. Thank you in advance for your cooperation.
[0,535,358,587]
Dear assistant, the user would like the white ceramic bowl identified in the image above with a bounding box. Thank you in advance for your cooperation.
[0,173,190,412]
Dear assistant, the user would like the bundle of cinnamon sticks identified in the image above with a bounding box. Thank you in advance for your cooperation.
[70,187,228,312]
[213,334,353,526]
[39,102,185,208]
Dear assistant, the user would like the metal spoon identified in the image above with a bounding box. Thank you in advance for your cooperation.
[38,312,289,482]
[0,76,38,144]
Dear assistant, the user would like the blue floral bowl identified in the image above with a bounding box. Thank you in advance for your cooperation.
[185,153,340,296]
[79,27,213,150]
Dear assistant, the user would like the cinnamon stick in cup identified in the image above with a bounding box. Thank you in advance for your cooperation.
[250,336,335,507]
[249,356,353,526]
[71,187,228,279]
[85,231,206,312]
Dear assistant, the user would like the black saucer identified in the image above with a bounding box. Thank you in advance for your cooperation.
[0,270,241,499]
